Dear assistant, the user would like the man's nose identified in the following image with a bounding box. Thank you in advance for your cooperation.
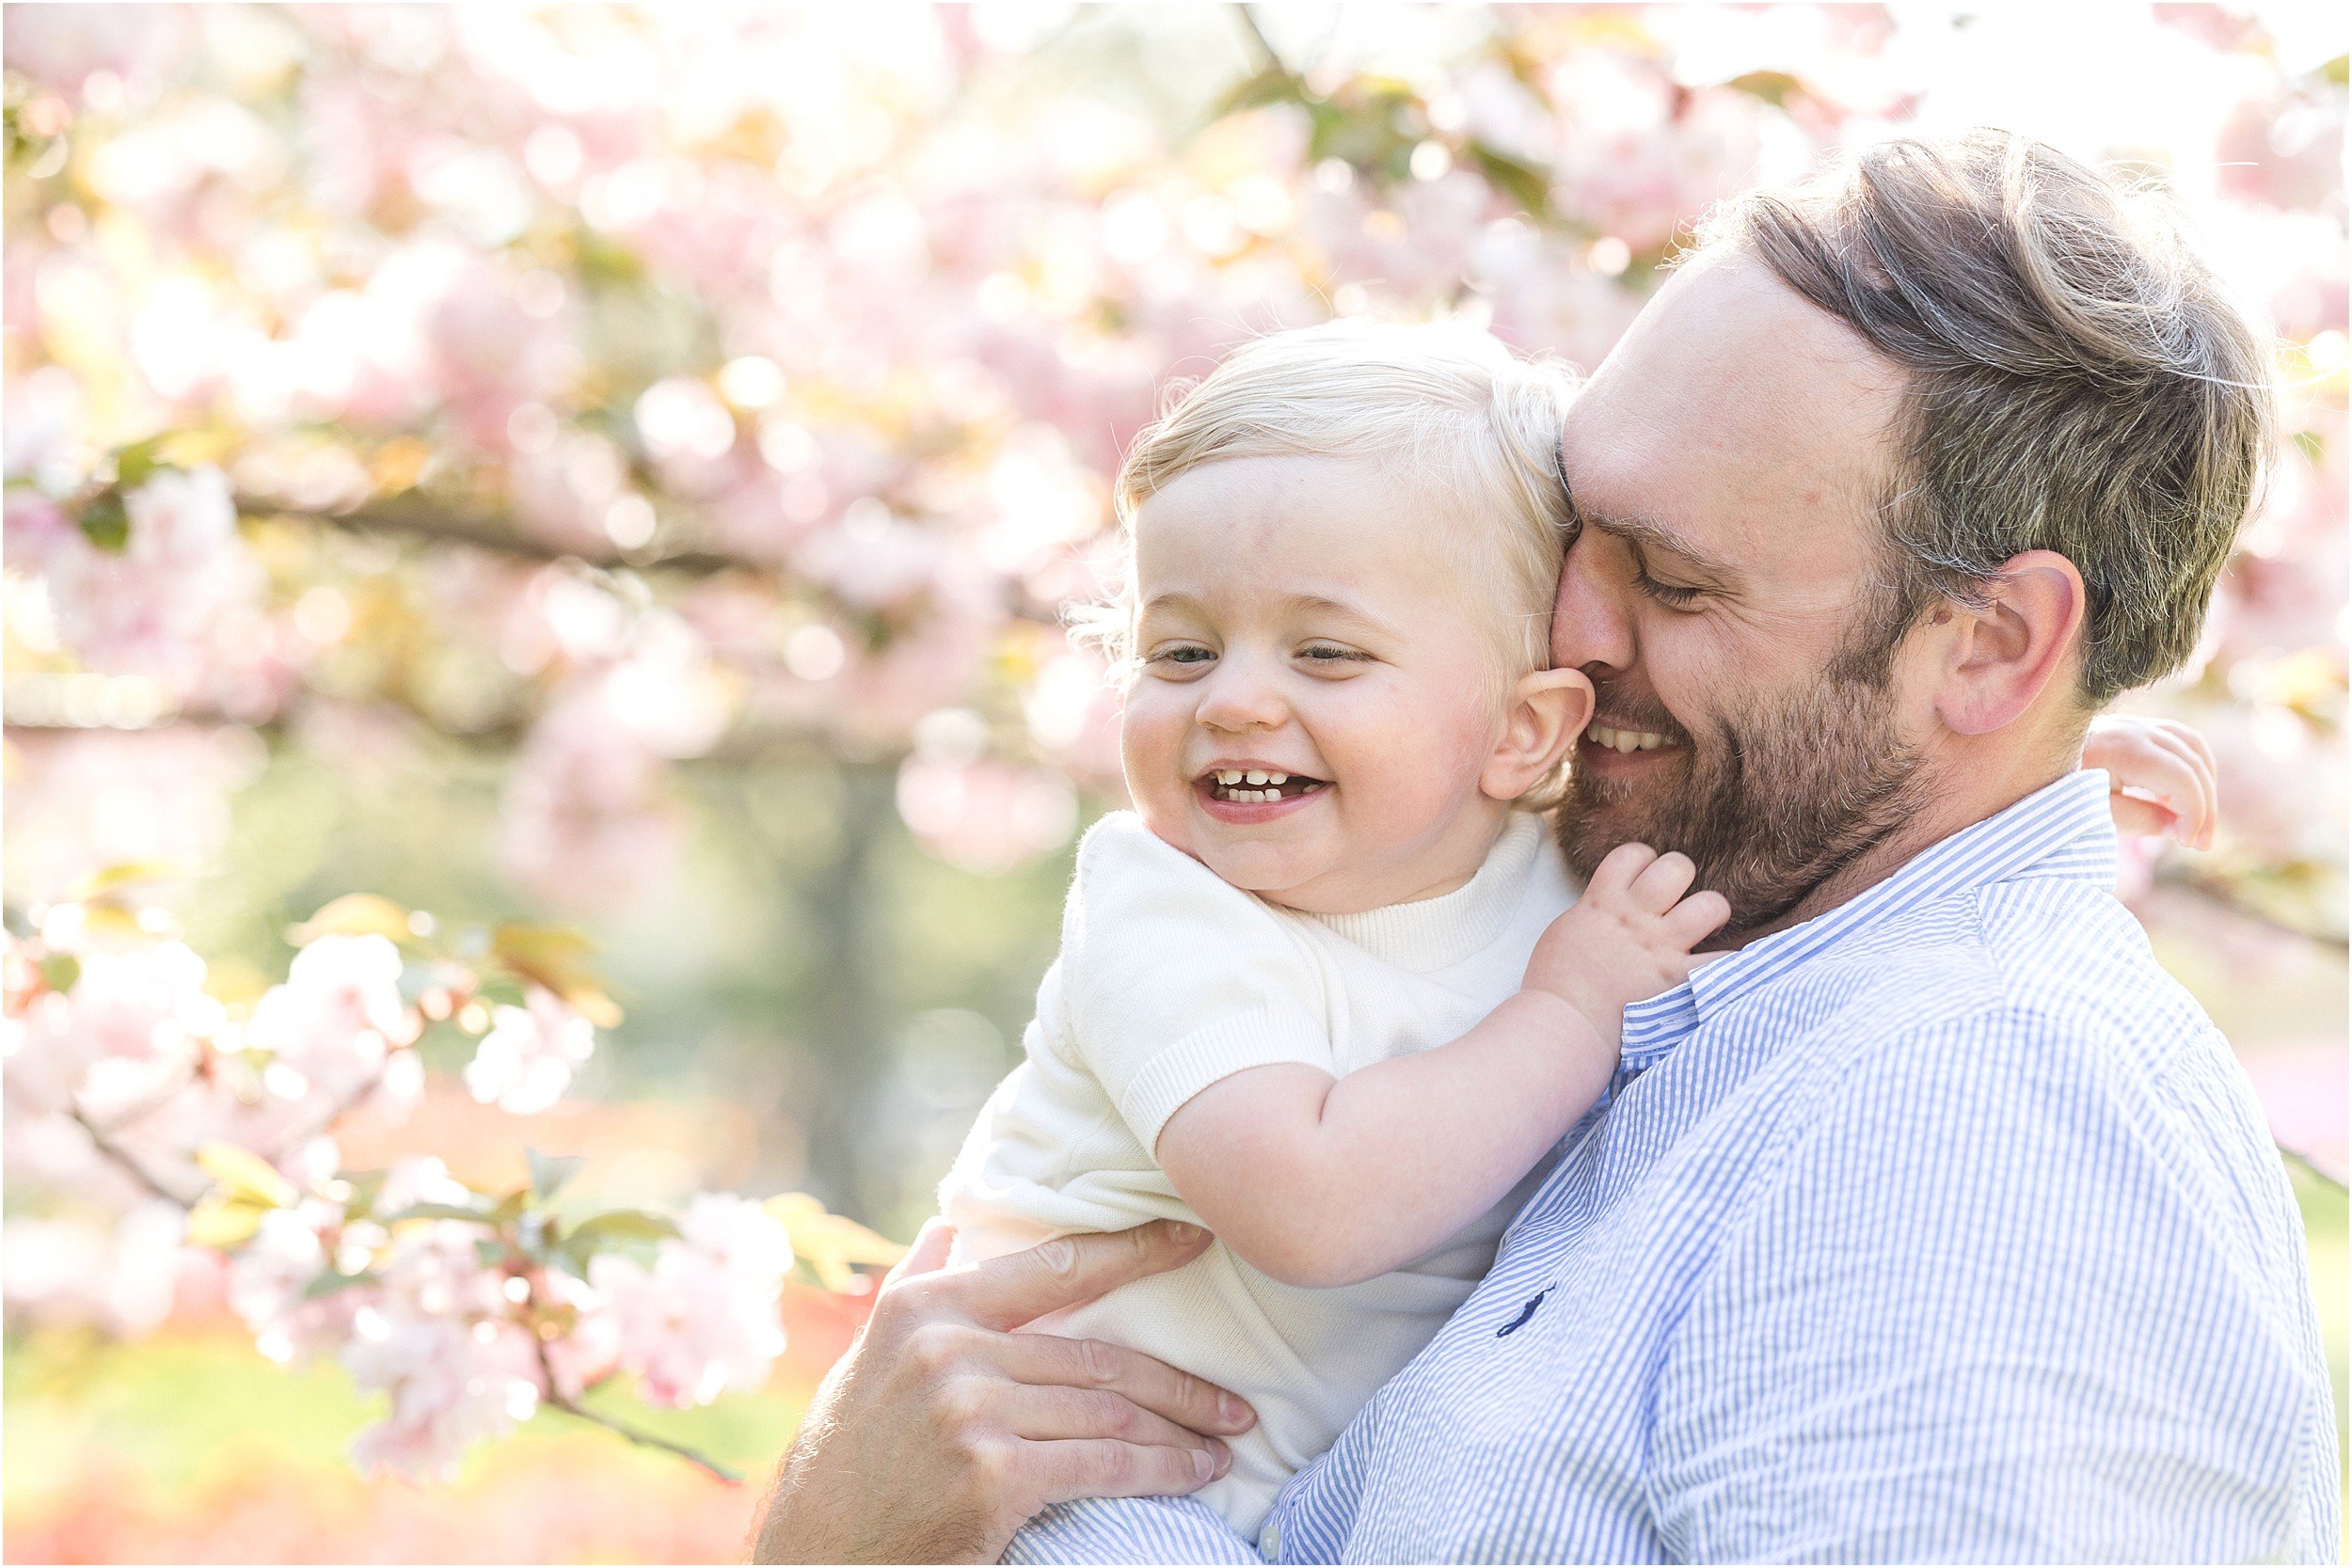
[1551,532,1634,674]
[1195,656,1288,733]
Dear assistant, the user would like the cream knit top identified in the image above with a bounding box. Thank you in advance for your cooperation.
[938,809,1577,1539]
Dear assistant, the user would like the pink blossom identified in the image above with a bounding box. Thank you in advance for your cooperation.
[0,725,266,904]
[464,986,596,1116]
[343,1309,545,1482]
[585,1194,791,1407]
[40,467,262,689]
[0,939,216,1118]
[497,685,684,913]
[896,756,1079,875]
[1,1199,188,1338]
[246,935,414,1111]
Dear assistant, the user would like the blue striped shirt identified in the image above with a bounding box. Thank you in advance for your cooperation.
[1005,771,2340,1563]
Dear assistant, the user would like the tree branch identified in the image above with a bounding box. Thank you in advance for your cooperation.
[1232,4,1286,74]
[248,491,752,577]
[67,1103,205,1206]
[531,1336,743,1483]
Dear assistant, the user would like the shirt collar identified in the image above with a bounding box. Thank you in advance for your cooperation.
[1618,768,2120,1072]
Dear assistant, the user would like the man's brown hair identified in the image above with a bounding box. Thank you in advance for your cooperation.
[1704,129,2276,703]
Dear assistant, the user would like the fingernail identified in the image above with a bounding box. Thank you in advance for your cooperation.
[1167,1222,1201,1246]
[1213,1441,1232,1478]
[1219,1391,1251,1428]
[1192,1449,1215,1483]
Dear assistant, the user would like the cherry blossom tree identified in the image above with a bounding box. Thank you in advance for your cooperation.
[4,2,2343,1482]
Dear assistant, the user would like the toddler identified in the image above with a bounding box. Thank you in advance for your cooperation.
[938,321,2217,1539]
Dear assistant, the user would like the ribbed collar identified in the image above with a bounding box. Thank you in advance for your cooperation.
[1619,768,2122,1072]
[1306,812,1546,973]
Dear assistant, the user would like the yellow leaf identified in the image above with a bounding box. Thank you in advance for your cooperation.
[491,924,624,1027]
[196,1141,296,1209]
[66,862,191,902]
[765,1193,906,1292]
[186,1192,272,1249]
[287,894,416,947]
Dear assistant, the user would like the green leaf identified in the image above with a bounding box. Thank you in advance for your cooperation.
[300,1269,378,1300]
[564,1209,677,1246]
[552,1208,678,1275]
[340,1170,387,1223]
[1467,142,1554,222]
[77,489,130,552]
[378,1201,496,1226]
[526,1148,582,1200]
[1213,64,1302,118]
[37,953,80,994]
[112,435,172,490]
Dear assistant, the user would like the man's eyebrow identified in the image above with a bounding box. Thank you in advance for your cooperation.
[1565,492,1740,582]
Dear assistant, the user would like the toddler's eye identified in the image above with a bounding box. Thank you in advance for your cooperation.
[1634,572,1704,610]
[1150,644,1216,667]
[1298,644,1366,664]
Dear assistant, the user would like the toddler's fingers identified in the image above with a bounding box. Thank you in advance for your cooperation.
[2158,717,2217,777]
[1627,850,1697,913]
[2145,721,2217,848]
[1665,890,1731,947]
[2107,791,2180,842]
[1585,841,1659,898]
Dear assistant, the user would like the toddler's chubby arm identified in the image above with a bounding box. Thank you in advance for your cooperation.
[1157,844,1728,1291]
[2084,713,2218,849]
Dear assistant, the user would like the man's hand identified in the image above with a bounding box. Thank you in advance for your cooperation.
[753,1218,1256,1565]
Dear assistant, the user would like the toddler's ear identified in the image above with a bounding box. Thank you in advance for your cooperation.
[1482,667,1594,801]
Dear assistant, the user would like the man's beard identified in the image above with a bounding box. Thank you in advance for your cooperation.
[1554,662,1928,939]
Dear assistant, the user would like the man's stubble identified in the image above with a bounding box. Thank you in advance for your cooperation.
[1554,657,1930,940]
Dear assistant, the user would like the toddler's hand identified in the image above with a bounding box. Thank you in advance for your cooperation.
[2084,714,2217,851]
[1523,843,1729,1046]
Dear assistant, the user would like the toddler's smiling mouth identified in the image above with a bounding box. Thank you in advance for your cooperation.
[1198,767,1329,806]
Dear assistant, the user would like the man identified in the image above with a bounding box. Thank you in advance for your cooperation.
[755,131,2339,1562]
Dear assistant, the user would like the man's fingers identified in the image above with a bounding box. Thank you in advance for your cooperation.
[993,1333,1255,1435]
[998,1384,1231,1455]
[1029,1438,1224,1507]
[948,1221,1214,1333]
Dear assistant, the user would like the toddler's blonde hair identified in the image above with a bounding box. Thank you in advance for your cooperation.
[1079,320,1581,702]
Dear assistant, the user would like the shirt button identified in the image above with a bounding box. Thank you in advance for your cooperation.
[1261,1519,1282,1560]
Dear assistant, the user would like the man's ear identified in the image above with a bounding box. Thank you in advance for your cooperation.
[1928,549,2086,736]
[1483,666,1595,801]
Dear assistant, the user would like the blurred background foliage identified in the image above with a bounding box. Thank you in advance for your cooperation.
[3,4,2344,1561]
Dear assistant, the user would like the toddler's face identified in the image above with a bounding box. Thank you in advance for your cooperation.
[1120,453,1528,914]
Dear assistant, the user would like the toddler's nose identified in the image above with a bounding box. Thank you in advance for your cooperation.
[1195,662,1287,734]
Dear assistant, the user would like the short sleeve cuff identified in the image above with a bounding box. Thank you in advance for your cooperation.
[1119,1005,1330,1152]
